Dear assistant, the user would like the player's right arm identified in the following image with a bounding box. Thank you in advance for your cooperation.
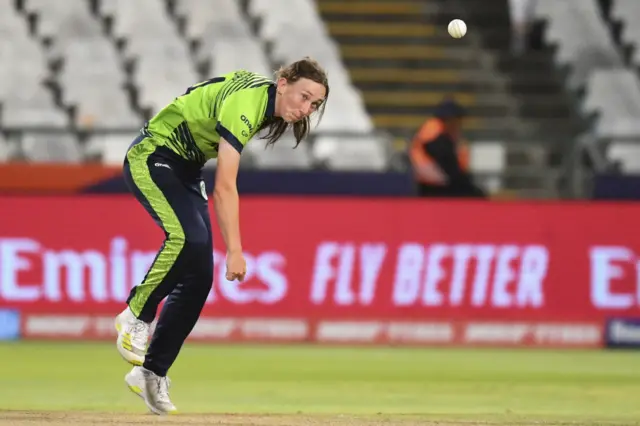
[213,138,246,282]
[212,88,265,282]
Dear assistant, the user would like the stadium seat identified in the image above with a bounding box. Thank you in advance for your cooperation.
[611,0,640,66]
[582,69,640,138]
[250,0,327,41]
[188,0,271,78]
[56,35,139,129]
[201,35,272,78]
[20,133,83,163]
[22,0,141,129]
[0,0,27,30]
[129,37,199,113]
[534,0,623,89]
[0,0,381,169]
[0,58,68,129]
[85,133,138,165]
[2,99,68,129]
[469,142,506,192]
[176,0,251,40]
[534,0,640,143]
[0,38,49,106]
[314,90,374,134]
[104,0,179,39]
[247,0,373,133]
[608,141,640,173]
[470,142,506,174]
[312,134,389,171]
[245,135,314,169]
[25,0,98,40]
[77,89,142,130]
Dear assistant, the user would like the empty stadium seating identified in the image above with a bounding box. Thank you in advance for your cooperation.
[611,0,640,66]
[244,134,314,170]
[201,35,272,78]
[539,0,640,141]
[0,0,381,168]
[534,0,623,89]
[3,0,639,197]
[0,0,67,130]
[533,0,632,142]
[21,132,83,163]
[581,69,640,138]
[533,0,640,178]
[84,132,138,164]
[469,142,506,193]
[607,141,640,173]
[248,0,373,133]
[312,134,389,171]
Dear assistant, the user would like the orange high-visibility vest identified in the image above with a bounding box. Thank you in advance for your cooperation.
[409,118,469,185]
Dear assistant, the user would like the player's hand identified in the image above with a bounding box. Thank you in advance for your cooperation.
[225,250,247,281]
[418,164,448,184]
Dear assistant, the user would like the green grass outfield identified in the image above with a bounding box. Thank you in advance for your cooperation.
[0,341,639,424]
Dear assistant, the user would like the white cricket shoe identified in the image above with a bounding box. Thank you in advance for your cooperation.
[114,306,151,366]
[125,366,178,415]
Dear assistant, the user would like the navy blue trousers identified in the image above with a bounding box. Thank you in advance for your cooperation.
[123,135,213,376]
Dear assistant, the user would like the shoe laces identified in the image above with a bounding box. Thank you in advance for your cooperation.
[129,321,150,347]
[156,376,171,403]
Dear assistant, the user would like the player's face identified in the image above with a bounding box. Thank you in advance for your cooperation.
[276,78,327,123]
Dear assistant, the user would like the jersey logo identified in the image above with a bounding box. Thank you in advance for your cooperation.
[241,115,254,132]
[154,162,172,170]
[241,115,254,138]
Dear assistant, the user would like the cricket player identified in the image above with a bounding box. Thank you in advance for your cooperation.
[114,57,329,415]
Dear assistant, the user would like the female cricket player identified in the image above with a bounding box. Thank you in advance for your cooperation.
[113,57,329,415]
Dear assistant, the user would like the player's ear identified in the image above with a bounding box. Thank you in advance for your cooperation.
[276,77,288,94]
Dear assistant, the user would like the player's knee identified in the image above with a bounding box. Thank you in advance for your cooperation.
[168,225,208,250]
[182,232,212,258]
[184,236,214,288]
[167,227,213,279]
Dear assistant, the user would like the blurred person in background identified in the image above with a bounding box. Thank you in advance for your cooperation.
[409,98,486,198]
[509,0,538,56]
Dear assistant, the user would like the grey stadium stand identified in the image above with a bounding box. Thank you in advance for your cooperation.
[2,0,639,197]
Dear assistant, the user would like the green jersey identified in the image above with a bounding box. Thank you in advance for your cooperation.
[141,70,276,165]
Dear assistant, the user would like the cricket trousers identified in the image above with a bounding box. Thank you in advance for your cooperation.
[122,134,213,377]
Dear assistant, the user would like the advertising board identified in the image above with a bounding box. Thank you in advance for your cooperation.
[2,196,639,348]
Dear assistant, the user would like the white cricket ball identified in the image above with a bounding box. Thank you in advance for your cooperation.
[448,19,467,39]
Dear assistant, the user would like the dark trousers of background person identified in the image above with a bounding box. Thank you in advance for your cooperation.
[416,182,486,198]
[123,134,214,377]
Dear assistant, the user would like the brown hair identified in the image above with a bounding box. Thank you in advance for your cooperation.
[259,57,329,148]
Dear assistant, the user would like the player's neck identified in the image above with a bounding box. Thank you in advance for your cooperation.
[273,95,283,118]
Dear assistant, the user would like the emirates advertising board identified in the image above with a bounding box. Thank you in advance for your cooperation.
[1,196,639,348]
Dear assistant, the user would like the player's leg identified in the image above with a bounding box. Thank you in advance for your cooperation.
[115,139,196,366]
[125,175,213,415]
[142,179,213,375]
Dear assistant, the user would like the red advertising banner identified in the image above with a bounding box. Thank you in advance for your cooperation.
[1,196,639,347]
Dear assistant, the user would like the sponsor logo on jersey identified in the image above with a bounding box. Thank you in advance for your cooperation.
[240,115,254,138]
[241,115,254,132]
